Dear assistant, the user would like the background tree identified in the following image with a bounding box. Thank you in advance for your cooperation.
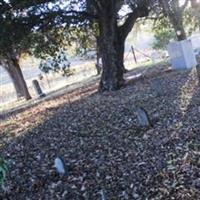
[152,0,200,49]
[188,0,200,32]
[158,0,189,41]
[0,0,68,100]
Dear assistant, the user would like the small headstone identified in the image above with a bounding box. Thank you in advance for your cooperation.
[54,157,66,176]
[196,64,200,83]
[152,78,164,96]
[135,107,151,127]
[32,79,46,98]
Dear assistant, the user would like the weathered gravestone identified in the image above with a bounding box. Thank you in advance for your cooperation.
[54,157,66,176]
[32,79,46,98]
[167,39,197,70]
[152,78,164,97]
[135,107,151,127]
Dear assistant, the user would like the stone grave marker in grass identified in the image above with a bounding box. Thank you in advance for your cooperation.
[32,79,46,98]
[54,157,66,176]
[135,107,151,127]
[152,78,164,97]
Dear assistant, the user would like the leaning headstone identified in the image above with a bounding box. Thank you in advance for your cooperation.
[196,64,200,83]
[167,39,197,70]
[152,78,164,97]
[32,79,46,98]
[135,107,151,127]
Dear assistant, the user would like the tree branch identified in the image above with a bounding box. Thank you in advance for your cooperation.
[118,6,149,40]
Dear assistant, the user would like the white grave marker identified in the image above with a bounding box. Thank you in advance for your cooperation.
[167,39,197,70]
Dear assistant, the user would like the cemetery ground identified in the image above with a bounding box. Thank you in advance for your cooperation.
[0,62,200,199]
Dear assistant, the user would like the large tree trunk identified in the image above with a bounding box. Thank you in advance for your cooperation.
[115,35,127,73]
[2,58,31,100]
[96,1,149,92]
[98,13,124,92]
[96,29,127,75]
[95,37,102,75]
[170,15,186,41]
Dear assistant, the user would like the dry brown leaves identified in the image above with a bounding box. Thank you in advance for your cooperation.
[0,65,200,199]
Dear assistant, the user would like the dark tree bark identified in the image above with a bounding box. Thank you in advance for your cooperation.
[2,57,32,100]
[115,33,127,73]
[170,14,187,41]
[94,0,149,92]
[95,37,102,75]
[98,12,124,92]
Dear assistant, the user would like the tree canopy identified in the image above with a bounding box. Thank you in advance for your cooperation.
[0,0,71,99]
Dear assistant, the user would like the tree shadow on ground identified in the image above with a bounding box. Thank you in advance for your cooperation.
[0,64,200,200]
